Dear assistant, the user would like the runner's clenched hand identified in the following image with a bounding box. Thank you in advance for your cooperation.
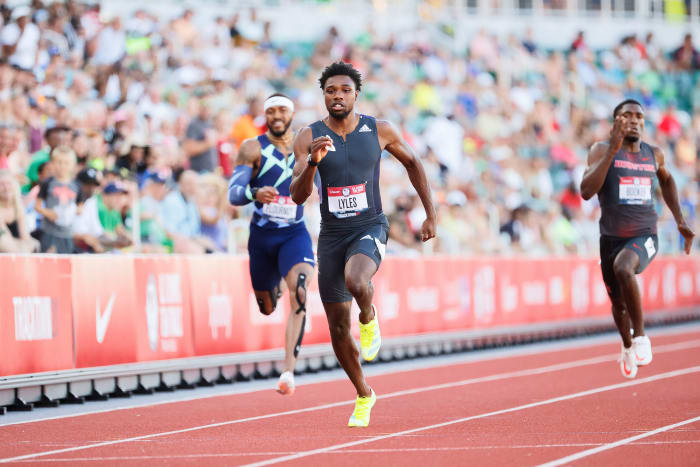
[310,136,334,163]
[255,186,279,204]
[609,115,625,154]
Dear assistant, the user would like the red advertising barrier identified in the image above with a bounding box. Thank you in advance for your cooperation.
[71,256,139,368]
[0,256,73,375]
[1,254,699,377]
[187,255,330,356]
[133,256,195,361]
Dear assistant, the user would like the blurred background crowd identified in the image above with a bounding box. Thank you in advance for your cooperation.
[0,0,698,256]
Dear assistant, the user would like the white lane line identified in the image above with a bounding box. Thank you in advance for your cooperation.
[13,441,700,462]
[4,325,699,428]
[2,340,700,464]
[537,415,700,467]
[240,366,700,467]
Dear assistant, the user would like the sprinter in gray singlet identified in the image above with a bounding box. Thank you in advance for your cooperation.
[580,99,694,380]
[290,61,436,427]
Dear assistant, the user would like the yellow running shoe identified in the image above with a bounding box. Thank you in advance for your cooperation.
[348,388,376,427]
[359,304,381,361]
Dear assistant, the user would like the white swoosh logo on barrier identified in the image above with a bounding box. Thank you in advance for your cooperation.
[96,293,116,344]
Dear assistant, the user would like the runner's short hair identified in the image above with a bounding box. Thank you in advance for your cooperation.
[613,99,643,118]
[319,61,362,91]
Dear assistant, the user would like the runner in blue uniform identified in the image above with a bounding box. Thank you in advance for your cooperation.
[290,62,437,426]
[228,93,316,395]
[581,99,694,379]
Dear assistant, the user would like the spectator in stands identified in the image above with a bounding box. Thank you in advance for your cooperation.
[657,103,683,143]
[75,166,102,204]
[0,4,696,257]
[183,99,217,173]
[230,96,265,150]
[214,109,234,177]
[115,138,149,175]
[197,172,229,252]
[92,14,126,97]
[24,125,70,192]
[0,169,38,252]
[34,145,79,253]
[73,180,132,253]
[1,6,40,71]
[0,124,18,171]
[139,170,171,253]
[170,8,198,49]
[570,30,587,53]
[161,169,215,253]
[672,33,699,71]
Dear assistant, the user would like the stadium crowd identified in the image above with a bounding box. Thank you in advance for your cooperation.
[0,1,698,256]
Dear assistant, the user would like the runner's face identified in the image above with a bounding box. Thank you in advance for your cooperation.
[265,106,293,138]
[324,75,357,120]
[618,104,644,142]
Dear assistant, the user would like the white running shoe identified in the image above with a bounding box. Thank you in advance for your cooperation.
[277,371,295,395]
[633,335,652,366]
[619,344,638,379]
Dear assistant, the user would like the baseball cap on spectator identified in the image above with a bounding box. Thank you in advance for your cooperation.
[104,166,133,181]
[103,181,128,194]
[77,167,102,186]
[45,125,71,137]
[147,170,169,184]
[11,6,32,21]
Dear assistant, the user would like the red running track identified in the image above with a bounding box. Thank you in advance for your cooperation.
[1,328,699,466]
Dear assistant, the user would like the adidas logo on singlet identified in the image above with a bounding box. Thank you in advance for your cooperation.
[359,124,372,133]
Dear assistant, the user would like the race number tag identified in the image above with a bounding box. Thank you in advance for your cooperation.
[327,184,368,218]
[262,196,298,221]
[619,177,652,205]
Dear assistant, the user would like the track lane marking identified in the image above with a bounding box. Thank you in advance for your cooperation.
[2,339,700,464]
[3,326,699,427]
[241,366,700,467]
[537,415,700,466]
[11,441,700,462]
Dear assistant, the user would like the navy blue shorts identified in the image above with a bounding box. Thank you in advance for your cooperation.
[248,222,315,292]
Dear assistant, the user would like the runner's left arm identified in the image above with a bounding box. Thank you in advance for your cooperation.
[377,120,436,242]
[654,146,695,254]
[228,138,278,205]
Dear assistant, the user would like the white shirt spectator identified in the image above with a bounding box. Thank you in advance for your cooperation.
[2,22,40,69]
[92,25,126,66]
[423,115,464,174]
[73,196,104,238]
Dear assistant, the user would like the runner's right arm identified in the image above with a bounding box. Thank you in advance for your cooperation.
[290,127,331,205]
[580,116,624,200]
[228,138,278,205]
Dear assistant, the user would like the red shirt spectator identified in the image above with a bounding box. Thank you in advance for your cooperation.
[658,107,682,140]
[217,138,234,178]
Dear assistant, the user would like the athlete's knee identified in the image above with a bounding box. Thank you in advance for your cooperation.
[613,258,635,282]
[256,285,281,315]
[256,298,274,315]
[611,300,626,316]
[328,319,351,341]
[345,275,369,299]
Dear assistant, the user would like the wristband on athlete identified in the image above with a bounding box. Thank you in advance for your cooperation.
[306,154,318,166]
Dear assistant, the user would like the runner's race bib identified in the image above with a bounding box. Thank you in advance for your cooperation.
[262,196,298,221]
[619,177,652,205]
[327,184,368,218]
